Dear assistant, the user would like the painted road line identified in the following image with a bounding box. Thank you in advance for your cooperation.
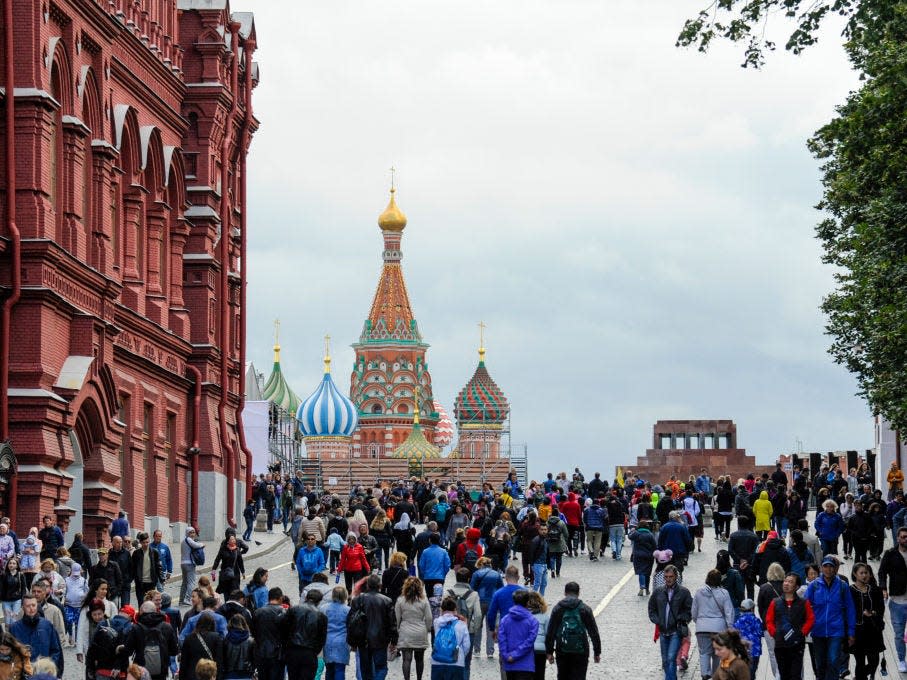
[592,568,635,617]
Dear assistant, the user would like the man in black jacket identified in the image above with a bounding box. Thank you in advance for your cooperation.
[647,566,692,680]
[131,532,163,603]
[252,587,285,680]
[281,589,327,680]
[90,548,123,602]
[68,533,93,571]
[109,536,133,606]
[880,526,907,672]
[349,574,397,680]
[544,581,601,679]
[728,516,760,599]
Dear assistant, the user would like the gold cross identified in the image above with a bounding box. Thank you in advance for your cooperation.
[390,165,396,191]
[478,321,486,347]
[324,334,331,357]
[274,318,280,345]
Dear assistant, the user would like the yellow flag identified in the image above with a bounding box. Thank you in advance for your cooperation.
[615,466,625,488]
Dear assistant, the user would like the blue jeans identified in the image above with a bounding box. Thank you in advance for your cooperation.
[430,665,464,680]
[324,663,346,680]
[638,573,650,590]
[360,645,388,680]
[659,632,682,680]
[779,517,789,538]
[532,563,548,596]
[610,525,625,558]
[243,517,253,541]
[812,636,843,680]
[890,600,907,662]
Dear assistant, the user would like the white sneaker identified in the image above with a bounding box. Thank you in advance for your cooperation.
[897,661,907,673]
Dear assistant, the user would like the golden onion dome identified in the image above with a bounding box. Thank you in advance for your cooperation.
[378,188,407,231]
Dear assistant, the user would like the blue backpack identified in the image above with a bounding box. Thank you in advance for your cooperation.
[434,503,449,522]
[432,619,459,664]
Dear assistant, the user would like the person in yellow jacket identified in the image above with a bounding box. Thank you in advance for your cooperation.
[753,490,773,539]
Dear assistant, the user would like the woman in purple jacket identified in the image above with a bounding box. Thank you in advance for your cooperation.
[498,589,539,679]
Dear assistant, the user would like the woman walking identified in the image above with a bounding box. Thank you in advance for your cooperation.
[393,513,416,565]
[629,521,656,595]
[711,629,751,680]
[212,535,245,598]
[691,569,735,680]
[394,576,432,680]
[525,591,549,680]
[319,586,351,680]
[765,572,814,680]
[370,510,394,571]
[337,533,370,594]
[849,562,885,680]
[0,557,26,624]
[222,614,255,680]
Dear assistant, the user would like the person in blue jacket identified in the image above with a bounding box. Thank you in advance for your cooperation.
[295,534,326,597]
[470,557,504,659]
[657,511,693,572]
[150,529,173,588]
[109,511,130,540]
[417,533,451,595]
[10,594,62,676]
[814,499,846,555]
[498,589,538,677]
[485,565,525,659]
[806,555,856,680]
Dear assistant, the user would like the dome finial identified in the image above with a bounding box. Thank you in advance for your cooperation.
[478,321,486,365]
[323,334,331,374]
[378,168,407,231]
[273,318,281,363]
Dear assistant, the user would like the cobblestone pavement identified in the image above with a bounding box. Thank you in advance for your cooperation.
[60,523,899,680]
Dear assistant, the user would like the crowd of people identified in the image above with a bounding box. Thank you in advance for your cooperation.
[0,459,903,680]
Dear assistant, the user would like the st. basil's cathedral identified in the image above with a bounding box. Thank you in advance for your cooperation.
[251,187,520,493]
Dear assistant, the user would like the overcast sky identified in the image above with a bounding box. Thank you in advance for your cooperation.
[239,0,872,480]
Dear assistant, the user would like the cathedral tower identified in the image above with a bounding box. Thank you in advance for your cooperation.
[350,188,437,457]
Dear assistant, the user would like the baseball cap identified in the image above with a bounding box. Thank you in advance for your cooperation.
[821,555,839,567]
[740,599,756,612]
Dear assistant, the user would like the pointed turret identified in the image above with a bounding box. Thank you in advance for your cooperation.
[261,319,301,414]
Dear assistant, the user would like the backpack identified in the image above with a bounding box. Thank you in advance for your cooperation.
[433,503,449,522]
[141,624,164,677]
[447,589,471,622]
[187,538,205,566]
[431,619,459,664]
[89,623,121,663]
[346,603,368,648]
[557,605,587,654]
[463,547,479,573]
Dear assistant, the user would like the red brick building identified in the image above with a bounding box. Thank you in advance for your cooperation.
[0,0,259,544]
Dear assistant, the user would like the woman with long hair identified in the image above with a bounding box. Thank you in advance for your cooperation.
[711,629,751,680]
[196,575,220,608]
[369,510,394,571]
[0,630,33,680]
[244,568,269,610]
[75,579,118,662]
[381,552,408,605]
[180,614,224,680]
[0,557,27,624]
[849,562,885,680]
[346,509,368,538]
[394,576,432,680]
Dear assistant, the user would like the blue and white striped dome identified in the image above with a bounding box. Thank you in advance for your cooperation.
[296,371,358,438]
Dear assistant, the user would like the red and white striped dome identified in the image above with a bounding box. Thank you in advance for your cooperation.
[433,400,454,446]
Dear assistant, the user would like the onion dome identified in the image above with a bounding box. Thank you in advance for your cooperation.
[296,342,358,438]
[261,335,301,415]
[393,387,440,460]
[378,187,407,231]
[433,400,454,447]
[454,343,510,425]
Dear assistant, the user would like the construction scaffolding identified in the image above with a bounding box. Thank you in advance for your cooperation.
[267,402,301,473]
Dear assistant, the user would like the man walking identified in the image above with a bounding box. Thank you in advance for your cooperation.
[150,530,172,590]
[180,527,205,606]
[281,589,328,680]
[648,565,692,680]
[582,498,606,562]
[418,533,451,596]
[879,527,907,672]
[131,532,163,603]
[348,573,397,680]
[251,587,286,680]
[109,535,133,607]
[544,581,601,679]
[805,555,856,680]
[606,493,627,561]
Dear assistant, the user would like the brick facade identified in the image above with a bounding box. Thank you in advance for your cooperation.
[0,0,258,544]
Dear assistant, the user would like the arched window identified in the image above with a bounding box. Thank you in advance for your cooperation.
[49,64,64,243]
[371,404,383,415]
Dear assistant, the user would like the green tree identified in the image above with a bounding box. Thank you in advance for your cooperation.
[679,1,907,432]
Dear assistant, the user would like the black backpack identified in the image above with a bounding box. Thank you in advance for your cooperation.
[141,624,164,677]
[346,602,368,648]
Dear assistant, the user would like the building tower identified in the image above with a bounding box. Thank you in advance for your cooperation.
[453,327,510,459]
[261,320,301,416]
[392,386,440,462]
[350,186,437,457]
[297,337,358,459]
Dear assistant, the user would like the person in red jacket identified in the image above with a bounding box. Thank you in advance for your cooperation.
[455,528,484,572]
[337,533,370,593]
[560,493,583,557]
[765,572,814,680]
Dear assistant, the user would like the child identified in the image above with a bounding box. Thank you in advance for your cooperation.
[325,528,344,574]
[733,598,763,679]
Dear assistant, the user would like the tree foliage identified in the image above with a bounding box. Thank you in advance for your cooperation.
[680,1,907,431]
